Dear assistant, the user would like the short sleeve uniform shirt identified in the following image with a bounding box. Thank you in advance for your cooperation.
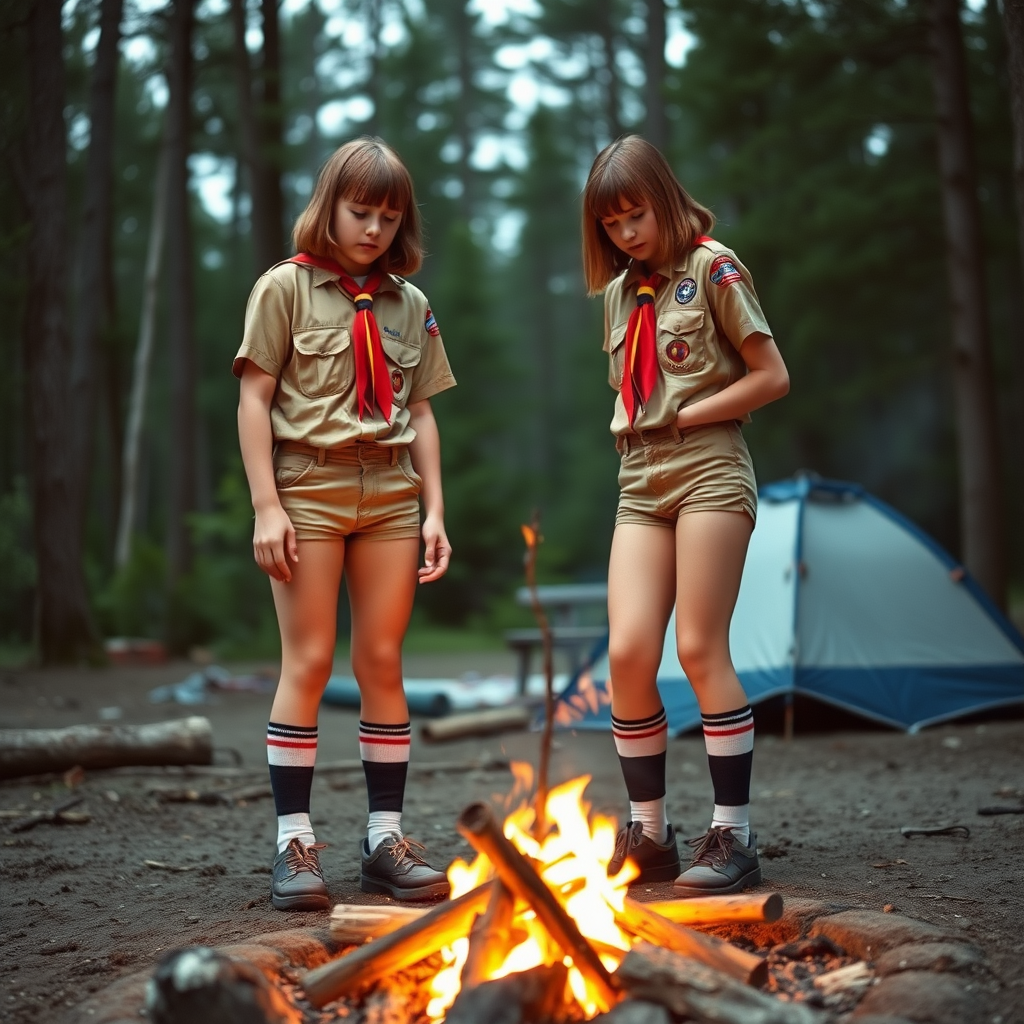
[603,239,771,436]
[233,261,456,448]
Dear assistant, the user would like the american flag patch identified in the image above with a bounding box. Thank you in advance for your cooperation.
[424,308,440,336]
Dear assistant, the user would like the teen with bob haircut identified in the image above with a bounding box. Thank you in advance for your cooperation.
[582,135,789,895]
[234,137,455,909]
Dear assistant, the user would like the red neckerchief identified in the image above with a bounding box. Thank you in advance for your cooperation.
[290,252,392,423]
[621,272,663,428]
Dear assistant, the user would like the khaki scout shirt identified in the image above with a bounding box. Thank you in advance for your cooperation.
[233,261,456,448]
[603,239,772,436]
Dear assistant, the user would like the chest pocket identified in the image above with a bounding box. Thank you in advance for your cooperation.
[290,326,352,398]
[607,321,628,388]
[382,337,421,404]
[657,308,706,374]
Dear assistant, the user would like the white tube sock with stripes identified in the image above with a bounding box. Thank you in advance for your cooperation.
[701,705,755,846]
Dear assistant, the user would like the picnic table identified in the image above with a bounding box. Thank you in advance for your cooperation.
[505,583,608,694]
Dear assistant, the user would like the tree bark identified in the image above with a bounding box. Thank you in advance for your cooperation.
[23,0,100,662]
[644,0,667,150]
[257,0,285,264]
[1005,0,1024,280]
[116,143,169,569]
[364,0,381,136]
[928,0,1007,607]
[165,0,198,592]
[455,0,474,216]
[596,0,623,140]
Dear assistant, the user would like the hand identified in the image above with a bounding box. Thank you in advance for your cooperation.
[253,503,298,582]
[418,512,451,583]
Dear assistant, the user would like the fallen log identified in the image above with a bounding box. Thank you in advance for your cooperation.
[457,800,618,1012]
[646,892,783,926]
[616,942,821,1024]
[0,717,213,780]
[613,896,767,987]
[302,884,491,1007]
[421,708,531,743]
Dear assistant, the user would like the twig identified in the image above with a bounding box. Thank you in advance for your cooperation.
[8,795,89,833]
[521,511,554,839]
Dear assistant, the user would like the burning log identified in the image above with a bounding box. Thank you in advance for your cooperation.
[647,892,783,926]
[329,903,428,944]
[460,879,516,989]
[302,884,492,1008]
[456,800,619,1012]
[614,896,767,987]
[0,717,213,780]
[446,962,571,1024]
[616,942,821,1024]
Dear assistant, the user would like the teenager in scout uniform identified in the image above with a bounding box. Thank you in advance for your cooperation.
[581,136,790,895]
[234,137,456,909]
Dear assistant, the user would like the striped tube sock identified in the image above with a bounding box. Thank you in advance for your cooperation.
[267,721,318,854]
[359,720,411,851]
[612,708,669,844]
[702,705,755,845]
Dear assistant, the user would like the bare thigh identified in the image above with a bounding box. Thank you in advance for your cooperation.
[344,535,420,723]
[270,539,346,725]
[674,510,753,713]
[607,523,676,720]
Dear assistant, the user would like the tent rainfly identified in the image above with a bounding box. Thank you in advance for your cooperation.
[554,475,1024,734]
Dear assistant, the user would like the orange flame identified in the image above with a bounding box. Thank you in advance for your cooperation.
[426,769,636,1020]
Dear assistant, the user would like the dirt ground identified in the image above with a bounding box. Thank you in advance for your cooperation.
[1,653,1022,1023]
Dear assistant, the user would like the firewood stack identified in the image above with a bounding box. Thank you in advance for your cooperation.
[299,797,823,1024]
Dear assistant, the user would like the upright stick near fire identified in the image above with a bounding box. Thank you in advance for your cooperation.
[456,800,619,1012]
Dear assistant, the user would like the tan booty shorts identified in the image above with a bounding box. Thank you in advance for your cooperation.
[615,421,757,528]
[272,441,422,541]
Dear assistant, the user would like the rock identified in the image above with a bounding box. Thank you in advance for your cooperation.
[592,1000,673,1024]
[852,970,987,1024]
[874,941,987,977]
[145,946,299,1024]
[808,910,953,959]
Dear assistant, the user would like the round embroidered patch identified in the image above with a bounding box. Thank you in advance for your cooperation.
[675,278,697,304]
[391,369,405,394]
[666,339,690,364]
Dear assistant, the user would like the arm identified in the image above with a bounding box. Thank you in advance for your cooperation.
[407,398,450,583]
[676,332,789,430]
[238,360,298,582]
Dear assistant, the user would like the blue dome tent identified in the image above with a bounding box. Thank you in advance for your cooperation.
[554,475,1024,734]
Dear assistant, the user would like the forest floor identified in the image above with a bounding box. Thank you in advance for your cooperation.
[1,653,1022,1023]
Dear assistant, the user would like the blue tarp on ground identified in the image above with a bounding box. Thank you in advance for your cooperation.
[554,475,1024,734]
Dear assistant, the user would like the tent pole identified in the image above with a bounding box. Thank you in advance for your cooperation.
[783,694,794,743]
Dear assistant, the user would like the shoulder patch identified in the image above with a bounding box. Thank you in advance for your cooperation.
[709,254,742,288]
[675,279,697,304]
[424,308,440,336]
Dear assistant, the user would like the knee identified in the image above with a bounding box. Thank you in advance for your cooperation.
[675,630,715,688]
[608,634,661,682]
[351,640,402,685]
[282,643,335,695]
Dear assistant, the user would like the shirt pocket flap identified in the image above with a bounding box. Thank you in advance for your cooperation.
[607,321,629,353]
[292,326,351,357]
[659,309,705,336]
[382,337,421,367]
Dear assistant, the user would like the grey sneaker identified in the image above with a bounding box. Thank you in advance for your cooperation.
[271,838,330,911]
[360,833,450,901]
[607,821,681,884]
[673,826,761,895]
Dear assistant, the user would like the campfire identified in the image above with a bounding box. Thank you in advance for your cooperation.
[302,766,779,1022]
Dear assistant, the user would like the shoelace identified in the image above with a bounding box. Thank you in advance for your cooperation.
[684,826,735,868]
[611,821,646,868]
[284,839,327,876]
[382,835,430,866]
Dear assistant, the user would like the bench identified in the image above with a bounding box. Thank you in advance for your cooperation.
[505,583,608,694]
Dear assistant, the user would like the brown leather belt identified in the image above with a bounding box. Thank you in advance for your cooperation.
[275,440,401,466]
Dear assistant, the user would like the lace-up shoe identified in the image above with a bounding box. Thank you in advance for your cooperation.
[271,839,330,911]
[607,821,681,884]
[360,833,450,901]
[673,826,761,895]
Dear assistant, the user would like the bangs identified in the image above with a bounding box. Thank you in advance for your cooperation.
[340,145,413,214]
[584,157,649,220]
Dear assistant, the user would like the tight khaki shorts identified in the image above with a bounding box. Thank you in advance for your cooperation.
[272,441,422,542]
[615,421,757,528]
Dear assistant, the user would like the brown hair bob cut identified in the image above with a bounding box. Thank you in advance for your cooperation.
[292,136,423,275]
[581,135,715,295]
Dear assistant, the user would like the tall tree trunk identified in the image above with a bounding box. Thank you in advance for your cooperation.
[644,0,667,150]
[364,0,381,136]
[230,0,278,272]
[72,0,124,561]
[1004,1,1024,292]
[455,0,474,217]
[595,0,623,140]
[116,144,169,570]
[165,0,198,594]
[257,0,285,262]
[928,0,1007,607]
[23,0,99,662]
